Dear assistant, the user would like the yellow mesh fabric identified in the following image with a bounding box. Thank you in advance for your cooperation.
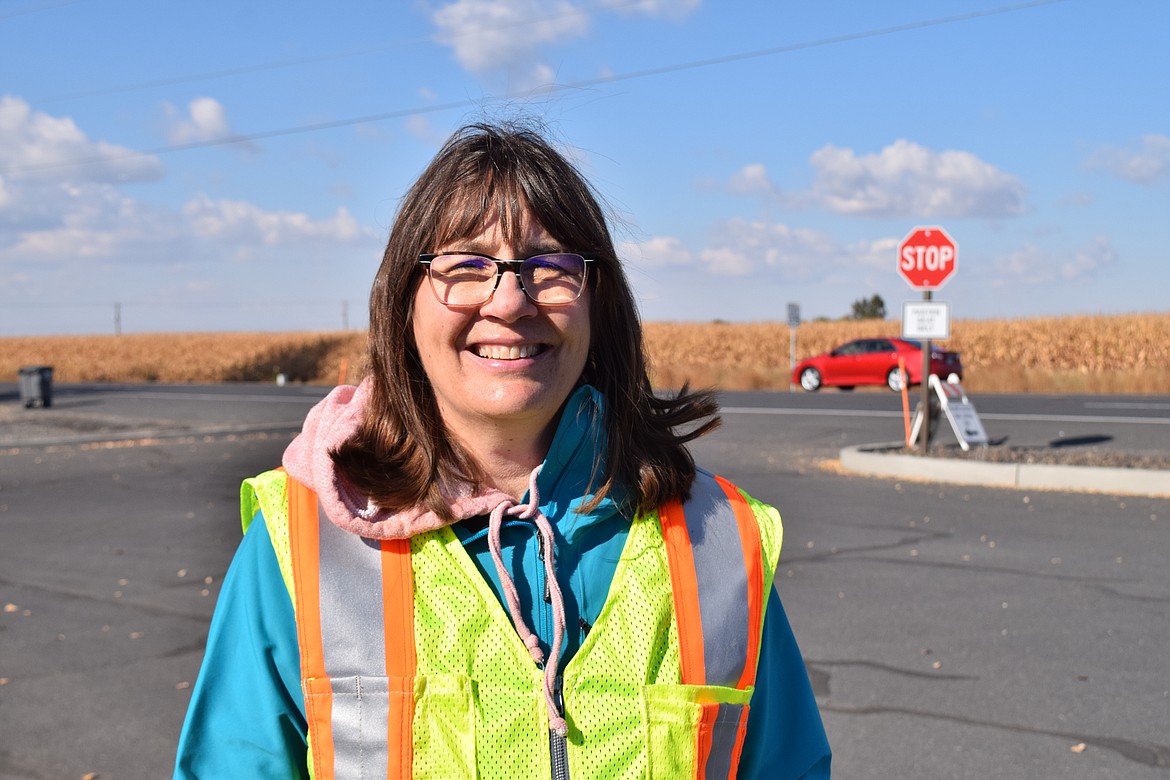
[561,511,689,780]
[240,470,295,606]
[743,492,784,595]
[410,528,551,780]
[408,504,771,780]
[260,474,784,780]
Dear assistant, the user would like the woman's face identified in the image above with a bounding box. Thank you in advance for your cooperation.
[411,210,591,450]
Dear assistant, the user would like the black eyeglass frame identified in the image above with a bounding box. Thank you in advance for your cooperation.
[417,251,596,306]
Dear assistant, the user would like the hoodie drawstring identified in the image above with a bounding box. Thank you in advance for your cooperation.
[486,466,569,737]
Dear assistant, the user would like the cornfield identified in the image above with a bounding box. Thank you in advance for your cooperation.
[0,332,367,386]
[645,313,1170,393]
[2,312,1168,394]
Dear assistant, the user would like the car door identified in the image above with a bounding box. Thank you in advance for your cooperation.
[826,340,865,384]
[862,339,898,385]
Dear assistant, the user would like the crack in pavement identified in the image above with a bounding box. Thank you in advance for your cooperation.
[812,658,978,682]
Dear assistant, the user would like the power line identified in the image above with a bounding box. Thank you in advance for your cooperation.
[6,0,1073,177]
[31,42,415,105]
[29,0,644,104]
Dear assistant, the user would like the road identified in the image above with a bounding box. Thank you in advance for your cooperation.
[0,384,1167,779]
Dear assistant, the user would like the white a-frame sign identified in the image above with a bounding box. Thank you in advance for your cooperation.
[909,374,990,451]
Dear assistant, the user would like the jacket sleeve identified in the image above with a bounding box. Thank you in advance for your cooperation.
[737,589,832,779]
[173,511,309,779]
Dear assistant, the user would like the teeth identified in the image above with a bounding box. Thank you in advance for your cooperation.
[476,344,540,360]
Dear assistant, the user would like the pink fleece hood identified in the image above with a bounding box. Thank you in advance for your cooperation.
[281,378,519,540]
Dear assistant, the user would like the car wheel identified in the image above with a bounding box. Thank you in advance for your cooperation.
[799,367,822,392]
[887,367,906,392]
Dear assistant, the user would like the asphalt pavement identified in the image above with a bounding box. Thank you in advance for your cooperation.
[2,382,1168,779]
[3,382,1167,497]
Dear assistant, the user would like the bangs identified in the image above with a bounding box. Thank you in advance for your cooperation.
[428,167,537,251]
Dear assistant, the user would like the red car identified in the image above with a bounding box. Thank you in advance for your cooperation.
[792,337,962,392]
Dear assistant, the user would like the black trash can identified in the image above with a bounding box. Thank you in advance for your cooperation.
[18,365,53,408]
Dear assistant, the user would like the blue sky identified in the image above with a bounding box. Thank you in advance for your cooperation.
[1,0,1167,335]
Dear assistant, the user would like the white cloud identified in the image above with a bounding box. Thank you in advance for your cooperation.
[698,218,861,279]
[0,98,174,266]
[432,0,588,76]
[846,236,900,271]
[0,95,164,185]
[620,236,694,268]
[164,97,233,145]
[993,236,1119,285]
[3,186,180,261]
[599,0,700,20]
[994,243,1053,285]
[0,97,389,333]
[698,246,752,275]
[805,139,1027,219]
[728,163,778,198]
[429,0,697,88]
[1088,134,1170,184]
[631,221,911,285]
[182,194,369,245]
[1062,236,1118,280]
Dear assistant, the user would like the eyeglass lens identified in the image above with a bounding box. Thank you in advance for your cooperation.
[427,253,587,305]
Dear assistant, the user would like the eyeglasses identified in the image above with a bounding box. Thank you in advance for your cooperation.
[418,252,594,307]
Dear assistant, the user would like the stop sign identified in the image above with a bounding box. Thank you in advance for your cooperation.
[898,226,957,290]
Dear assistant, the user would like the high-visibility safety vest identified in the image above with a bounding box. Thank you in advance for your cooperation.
[241,469,783,780]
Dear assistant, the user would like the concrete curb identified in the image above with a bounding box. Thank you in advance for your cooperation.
[839,442,1170,499]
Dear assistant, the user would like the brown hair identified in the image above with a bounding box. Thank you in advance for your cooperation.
[332,121,718,520]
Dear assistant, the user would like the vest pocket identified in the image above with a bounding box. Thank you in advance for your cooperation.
[643,683,753,780]
[414,673,477,779]
[414,673,550,780]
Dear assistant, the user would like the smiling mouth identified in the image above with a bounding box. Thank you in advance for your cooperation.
[475,344,545,360]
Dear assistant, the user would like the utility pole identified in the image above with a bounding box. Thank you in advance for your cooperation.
[114,302,122,336]
[341,300,349,330]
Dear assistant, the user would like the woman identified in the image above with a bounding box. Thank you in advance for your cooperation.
[174,122,830,778]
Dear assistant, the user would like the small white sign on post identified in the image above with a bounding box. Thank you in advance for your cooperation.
[902,301,951,340]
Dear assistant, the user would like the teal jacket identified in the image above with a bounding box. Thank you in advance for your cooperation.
[174,386,831,778]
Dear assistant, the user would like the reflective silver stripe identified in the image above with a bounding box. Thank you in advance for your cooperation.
[704,703,746,780]
[316,502,392,775]
[330,676,391,780]
[318,502,388,674]
[680,471,750,688]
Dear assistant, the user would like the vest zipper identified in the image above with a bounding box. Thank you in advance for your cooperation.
[537,530,551,603]
[549,676,570,780]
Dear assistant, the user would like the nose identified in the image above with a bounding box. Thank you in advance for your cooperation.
[480,269,536,321]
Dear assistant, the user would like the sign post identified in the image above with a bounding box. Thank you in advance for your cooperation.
[897,226,957,453]
[787,303,801,393]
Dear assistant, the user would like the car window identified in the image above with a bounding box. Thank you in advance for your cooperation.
[871,339,894,352]
[836,341,865,356]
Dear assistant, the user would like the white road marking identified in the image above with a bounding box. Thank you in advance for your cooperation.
[721,407,1170,425]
